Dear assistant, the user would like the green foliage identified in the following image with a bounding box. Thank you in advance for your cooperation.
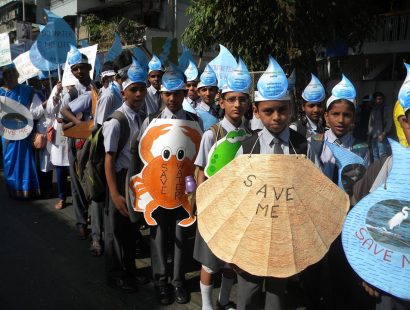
[182,0,383,82]
[81,14,145,50]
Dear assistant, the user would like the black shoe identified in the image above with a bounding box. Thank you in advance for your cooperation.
[174,285,190,304]
[216,301,237,310]
[77,224,88,240]
[155,284,173,305]
[107,277,137,294]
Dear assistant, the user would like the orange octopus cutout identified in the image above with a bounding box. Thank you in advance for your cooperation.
[129,119,202,227]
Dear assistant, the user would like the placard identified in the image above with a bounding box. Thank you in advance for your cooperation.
[13,51,41,83]
[129,119,202,227]
[343,139,410,300]
[0,96,33,140]
[61,44,98,87]
[0,33,12,67]
[197,154,349,277]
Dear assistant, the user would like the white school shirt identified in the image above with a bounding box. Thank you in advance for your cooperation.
[319,130,354,180]
[258,127,290,154]
[144,85,161,115]
[103,103,142,172]
[94,90,122,125]
[184,96,201,109]
[139,106,204,137]
[194,117,247,168]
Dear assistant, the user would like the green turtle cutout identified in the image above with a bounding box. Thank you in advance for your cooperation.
[205,129,250,178]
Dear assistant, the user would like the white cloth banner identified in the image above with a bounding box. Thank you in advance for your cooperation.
[0,33,12,67]
[13,51,41,83]
[61,44,98,87]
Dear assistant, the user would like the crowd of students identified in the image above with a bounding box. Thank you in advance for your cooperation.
[1,44,409,310]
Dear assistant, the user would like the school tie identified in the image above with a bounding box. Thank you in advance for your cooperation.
[271,136,284,154]
[332,138,342,183]
[171,114,177,119]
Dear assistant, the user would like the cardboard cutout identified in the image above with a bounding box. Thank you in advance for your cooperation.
[343,139,410,300]
[325,141,366,195]
[197,154,349,278]
[205,129,250,178]
[0,96,33,140]
[129,119,202,227]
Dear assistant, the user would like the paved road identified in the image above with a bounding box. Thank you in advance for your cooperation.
[0,175,306,310]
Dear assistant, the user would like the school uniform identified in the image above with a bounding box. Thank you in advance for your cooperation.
[183,96,201,110]
[139,107,201,289]
[95,87,123,126]
[309,128,374,310]
[237,126,307,310]
[103,102,143,281]
[144,85,161,116]
[289,116,324,139]
[62,81,94,233]
[193,117,250,271]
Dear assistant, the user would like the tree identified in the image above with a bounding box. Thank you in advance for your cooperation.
[182,0,385,87]
[81,14,145,51]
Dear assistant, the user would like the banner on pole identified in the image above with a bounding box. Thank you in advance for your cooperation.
[0,33,12,67]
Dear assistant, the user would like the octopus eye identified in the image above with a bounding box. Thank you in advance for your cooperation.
[177,148,185,161]
[162,147,171,161]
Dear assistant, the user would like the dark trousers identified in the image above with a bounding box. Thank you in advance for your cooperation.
[105,169,138,280]
[38,170,53,198]
[236,272,287,310]
[55,165,68,200]
[328,236,375,310]
[299,255,332,310]
[68,140,88,227]
[150,207,187,288]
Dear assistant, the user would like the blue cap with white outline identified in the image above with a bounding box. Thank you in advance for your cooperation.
[255,56,289,101]
[67,44,88,67]
[148,54,164,73]
[326,74,356,108]
[184,60,199,82]
[160,65,186,92]
[122,57,147,90]
[221,58,251,94]
[302,74,325,103]
[197,64,218,89]
[398,63,410,112]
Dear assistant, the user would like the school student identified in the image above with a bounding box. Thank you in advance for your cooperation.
[195,64,220,130]
[103,58,148,293]
[138,68,202,305]
[194,58,252,310]
[183,59,201,111]
[308,75,374,310]
[237,57,307,310]
[98,62,116,97]
[95,64,123,126]
[289,74,325,138]
[60,45,99,242]
[144,54,164,115]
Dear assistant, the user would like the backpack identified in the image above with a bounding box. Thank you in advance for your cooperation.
[76,110,130,202]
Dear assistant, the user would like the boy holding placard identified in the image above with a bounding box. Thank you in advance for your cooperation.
[194,58,252,310]
[236,56,307,310]
[308,75,373,310]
